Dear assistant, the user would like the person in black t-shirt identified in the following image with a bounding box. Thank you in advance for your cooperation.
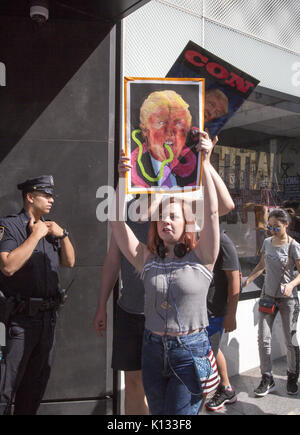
[282,200,300,243]
[205,230,241,412]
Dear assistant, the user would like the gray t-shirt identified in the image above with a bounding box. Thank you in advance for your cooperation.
[118,219,150,315]
[141,250,213,334]
[261,237,300,298]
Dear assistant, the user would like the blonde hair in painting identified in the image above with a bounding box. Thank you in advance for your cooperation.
[139,90,192,132]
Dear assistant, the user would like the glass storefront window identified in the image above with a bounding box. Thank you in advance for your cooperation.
[216,86,300,299]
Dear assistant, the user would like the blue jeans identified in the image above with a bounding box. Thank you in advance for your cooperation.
[207,316,224,356]
[142,329,210,415]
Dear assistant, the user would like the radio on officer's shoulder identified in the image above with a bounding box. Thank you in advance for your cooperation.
[58,288,68,306]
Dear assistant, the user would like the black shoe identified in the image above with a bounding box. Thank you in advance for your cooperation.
[205,385,237,411]
[287,372,298,395]
[254,374,276,397]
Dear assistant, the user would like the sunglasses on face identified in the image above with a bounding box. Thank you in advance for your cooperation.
[267,224,280,232]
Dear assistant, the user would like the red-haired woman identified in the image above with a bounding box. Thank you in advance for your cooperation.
[110,132,233,415]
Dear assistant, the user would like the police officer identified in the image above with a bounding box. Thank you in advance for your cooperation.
[0,175,75,415]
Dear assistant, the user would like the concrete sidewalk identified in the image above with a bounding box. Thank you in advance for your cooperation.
[202,357,300,415]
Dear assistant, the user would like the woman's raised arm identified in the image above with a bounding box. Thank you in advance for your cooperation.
[195,133,235,217]
[194,148,220,271]
[109,153,150,272]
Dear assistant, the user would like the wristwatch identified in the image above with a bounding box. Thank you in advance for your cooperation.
[59,229,69,240]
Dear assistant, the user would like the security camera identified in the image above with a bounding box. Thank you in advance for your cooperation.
[30,0,49,23]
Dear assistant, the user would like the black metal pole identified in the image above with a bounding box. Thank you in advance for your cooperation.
[112,20,122,416]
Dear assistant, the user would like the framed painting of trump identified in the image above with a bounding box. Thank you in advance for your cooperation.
[124,77,205,195]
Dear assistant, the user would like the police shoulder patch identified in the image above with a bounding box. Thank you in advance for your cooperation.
[0,226,4,242]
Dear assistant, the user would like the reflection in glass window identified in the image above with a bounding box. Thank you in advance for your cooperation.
[215,87,300,298]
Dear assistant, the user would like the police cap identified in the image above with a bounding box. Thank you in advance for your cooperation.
[17,175,54,195]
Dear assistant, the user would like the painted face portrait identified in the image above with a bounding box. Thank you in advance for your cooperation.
[125,78,204,193]
[140,90,192,162]
[204,89,229,123]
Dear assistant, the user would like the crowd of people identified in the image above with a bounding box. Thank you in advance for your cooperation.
[0,88,299,415]
[94,130,300,415]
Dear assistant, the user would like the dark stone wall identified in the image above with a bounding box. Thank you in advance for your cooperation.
[0,16,113,412]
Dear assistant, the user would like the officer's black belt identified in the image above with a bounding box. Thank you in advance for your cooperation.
[15,297,60,317]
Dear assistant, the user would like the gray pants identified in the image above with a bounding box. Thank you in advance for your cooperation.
[258,297,299,377]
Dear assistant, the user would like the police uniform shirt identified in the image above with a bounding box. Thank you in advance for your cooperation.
[0,209,61,299]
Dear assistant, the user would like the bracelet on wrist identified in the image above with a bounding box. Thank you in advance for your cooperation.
[58,229,69,240]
